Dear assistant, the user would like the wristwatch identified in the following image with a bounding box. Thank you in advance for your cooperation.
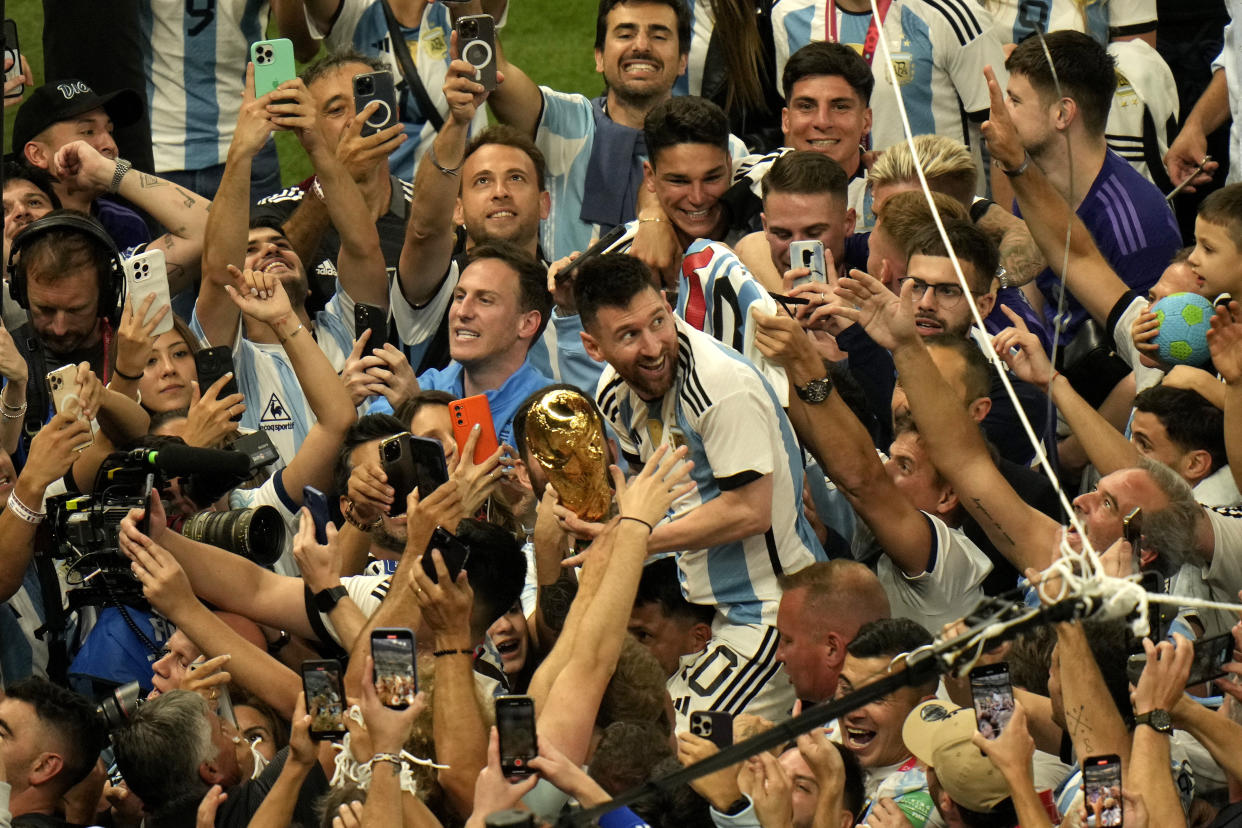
[794,374,833,404]
[1134,709,1173,734]
[314,584,348,613]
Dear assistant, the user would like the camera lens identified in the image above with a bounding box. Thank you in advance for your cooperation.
[358,77,373,93]
[182,506,284,567]
[384,442,399,460]
[462,20,477,37]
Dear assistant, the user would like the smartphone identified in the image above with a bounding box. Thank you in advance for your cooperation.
[354,302,389,344]
[1138,571,1170,641]
[456,15,497,91]
[251,38,296,99]
[3,20,23,99]
[124,250,174,336]
[301,659,347,741]
[371,627,418,709]
[46,364,93,450]
[1123,507,1143,551]
[451,395,500,466]
[1187,632,1235,686]
[303,486,331,545]
[215,684,238,728]
[1082,754,1123,827]
[789,240,827,288]
[194,346,241,419]
[688,710,733,750]
[421,526,471,584]
[495,695,537,777]
[353,71,398,137]
[969,663,1014,740]
[380,433,450,516]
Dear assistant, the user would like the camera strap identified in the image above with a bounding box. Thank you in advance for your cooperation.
[379,0,445,133]
[33,553,71,684]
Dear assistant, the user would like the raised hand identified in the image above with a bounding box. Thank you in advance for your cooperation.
[1208,300,1242,384]
[223,264,295,325]
[444,53,490,127]
[1132,633,1194,715]
[360,654,425,754]
[613,443,695,530]
[451,425,504,515]
[752,307,825,381]
[0,323,27,384]
[737,750,794,828]
[123,531,199,620]
[113,294,169,382]
[365,344,419,409]
[235,63,278,158]
[980,65,1026,173]
[180,375,245,448]
[292,508,343,595]
[337,104,407,187]
[834,269,920,350]
[265,78,322,152]
[991,305,1055,390]
[2,54,33,107]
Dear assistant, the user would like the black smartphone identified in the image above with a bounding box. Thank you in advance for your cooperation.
[354,302,389,344]
[1123,507,1143,551]
[3,20,22,99]
[303,485,330,545]
[969,663,1014,740]
[371,627,417,709]
[456,14,497,91]
[553,224,628,286]
[1187,632,1235,686]
[378,433,449,517]
[195,346,241,420]
[1083,754,1123,827]
[688,710,733,750]
[138,473,155,537]
[301,659,347,741]
[422,526,471,584]
[496,695,537,777]
[352,71,398,137]
[1137,570,1171,642]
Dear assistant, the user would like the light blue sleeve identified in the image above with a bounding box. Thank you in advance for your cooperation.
[535,88,599,259]
[710,797,761,828]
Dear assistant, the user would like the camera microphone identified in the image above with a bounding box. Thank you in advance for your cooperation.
[128,444,251,478]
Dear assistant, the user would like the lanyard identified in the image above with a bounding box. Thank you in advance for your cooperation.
[826,0,894,66]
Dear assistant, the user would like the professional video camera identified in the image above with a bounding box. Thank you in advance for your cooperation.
[44,442,284,609]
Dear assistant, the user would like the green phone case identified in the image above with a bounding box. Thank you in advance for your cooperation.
[251,38,295,97]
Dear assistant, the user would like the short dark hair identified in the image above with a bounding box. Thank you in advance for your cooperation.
[300,48,387,87]
[465,240,553,344]
[574,253,658,332]
[3,160,61,208]
[761,150,848,203]
[595,0,691,55]
[1005,31,1115,137]
[4,678,106,793]
[644,96,730,167]
[847,617,933,661]
[249,215,288,237]
[906,219,999,294]
[955,796,1020,828]
[464,124,548,191]
[1134,385,1227,472]
[782,41,874,104]
[1197,183,1242,253]
[456,518,528,637]
[923,334,991,404]
[13,208,113,291]
[333,413,408,500]
[634,556,714,625]
[393,390,455,431]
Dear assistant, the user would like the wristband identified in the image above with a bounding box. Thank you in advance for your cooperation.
[1,401,27,420]
[427,142,462,177]
[998,152,1030,178]
[7,490,46,524]
[277,322,305,345]
[432,648,473,658]
[619,515,654,533]
[109,159,132,193]
[368,752,404,770]
[112,365,143,381]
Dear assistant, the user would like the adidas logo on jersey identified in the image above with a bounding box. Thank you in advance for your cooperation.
[316,260,339,278]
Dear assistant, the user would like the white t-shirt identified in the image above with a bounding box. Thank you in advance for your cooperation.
[1197,505,1242,637]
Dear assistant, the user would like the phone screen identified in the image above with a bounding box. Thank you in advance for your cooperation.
[302,660,346,740]
[496,696,536,776]
[1187,632,1234,686]
[372,629,417,709]
[970,664,1014,740]
[1083,755,1123,827]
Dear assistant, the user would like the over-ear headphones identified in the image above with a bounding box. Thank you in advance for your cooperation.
[5,211,126,327]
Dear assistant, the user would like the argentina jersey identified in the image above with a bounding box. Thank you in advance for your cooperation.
[772,0,1004,151]
[672,0,716,98]
[980,0,1155,47]
[595,318,824,627]
[140,0,270,173]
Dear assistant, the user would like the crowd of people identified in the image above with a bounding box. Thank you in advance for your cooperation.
[2,0,1242,827]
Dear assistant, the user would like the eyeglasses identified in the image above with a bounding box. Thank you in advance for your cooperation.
[897,277,981,308]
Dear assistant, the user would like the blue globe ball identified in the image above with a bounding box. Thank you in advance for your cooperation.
[1149,292,1213,366]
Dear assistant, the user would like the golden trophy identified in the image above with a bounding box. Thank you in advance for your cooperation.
[524,388,613,522]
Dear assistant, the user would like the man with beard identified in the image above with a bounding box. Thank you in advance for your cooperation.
[571,253,826,727]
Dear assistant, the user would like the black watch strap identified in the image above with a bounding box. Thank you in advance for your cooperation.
[721,796,750,815]
[314,584,348,613]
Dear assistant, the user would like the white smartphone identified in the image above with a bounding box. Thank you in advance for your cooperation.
[789,240,827,288]
[45,363,93,451]
[123,250,174,335]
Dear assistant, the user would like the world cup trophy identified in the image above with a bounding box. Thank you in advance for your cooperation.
[523,388,613,522]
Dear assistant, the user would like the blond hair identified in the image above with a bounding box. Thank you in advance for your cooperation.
[869,135,977,207]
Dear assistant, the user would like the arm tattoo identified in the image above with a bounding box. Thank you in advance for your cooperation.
[971,497,1016,547]
[137,172,165,189]
[174,187,196,209]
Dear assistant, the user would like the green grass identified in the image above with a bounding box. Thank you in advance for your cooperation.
[6,0,600,186]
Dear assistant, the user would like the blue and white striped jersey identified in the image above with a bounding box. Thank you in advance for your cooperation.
[977,0,1155,47]
[673,0,716,98]
[772,0,1006,152]
[139,0,271,173]
[310,0,490,181]
[191,293,353,466]
[595,318,824,626]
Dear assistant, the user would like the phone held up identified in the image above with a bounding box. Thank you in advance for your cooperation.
[301,659,347,741]
[688,710,733,750]
[456,15,497,91]
[969,663,1014,740]
[371,627,418,709]
[1082,754,1123,827]
[496,695,537,777]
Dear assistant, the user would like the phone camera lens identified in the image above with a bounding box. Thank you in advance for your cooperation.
[358,77,373,92]
[462,20,477,37]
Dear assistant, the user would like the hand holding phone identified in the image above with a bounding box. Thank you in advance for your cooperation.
[688,711,733,750]
[421,527,471,584]
[788,240,827,288]
[451,395,500,466]
[194,347,241,421]
[456,15,498,91]
[1082,755,1123,826]
[251,38,296,98]
[303,486,331,545]
[371,628,418,709]
[496,695,536,776]
[969,663,1014,740]
[301,659,347,741]
[124,250,174,336]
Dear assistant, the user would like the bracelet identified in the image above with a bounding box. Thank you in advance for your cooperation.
[277,322,305,345]
[427,142,462,177]
[1048,370,1061,390]
[368,752,404,770]
[109,159,132,193]
[1,402,27,420]
[343,499,382,530]
[7,490,46,524]
[112,365,143,381]
[637,217,668,224]
[619,515,654,533]
[432,648,473,658]
[998,152,1030,178]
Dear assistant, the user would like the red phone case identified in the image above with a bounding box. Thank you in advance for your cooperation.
[451,395,500,465]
